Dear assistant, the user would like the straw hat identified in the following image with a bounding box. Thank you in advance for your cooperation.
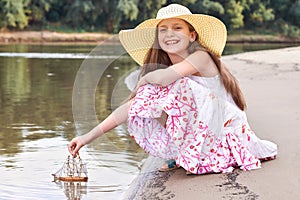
[119,4,227,66]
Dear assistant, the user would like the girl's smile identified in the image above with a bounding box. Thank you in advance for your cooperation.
[165,39,179,45]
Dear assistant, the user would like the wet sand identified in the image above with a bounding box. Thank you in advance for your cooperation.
[123,46,300,200]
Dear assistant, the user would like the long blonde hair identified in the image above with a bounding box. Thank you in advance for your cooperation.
[133,21,247,111]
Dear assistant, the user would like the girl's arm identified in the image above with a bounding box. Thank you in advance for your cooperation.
[68,100,132,157]
[137,50,212,87]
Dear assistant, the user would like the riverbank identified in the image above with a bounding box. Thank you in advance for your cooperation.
[123,46,300,199]
[0,31,111,44]
[0,31,299,44]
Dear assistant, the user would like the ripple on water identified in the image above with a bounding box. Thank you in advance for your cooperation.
[0,125,145,200]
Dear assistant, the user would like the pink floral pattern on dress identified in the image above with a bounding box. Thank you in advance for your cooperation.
[127,76,277,174]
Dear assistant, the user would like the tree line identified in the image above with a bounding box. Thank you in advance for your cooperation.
[0,0,299,37]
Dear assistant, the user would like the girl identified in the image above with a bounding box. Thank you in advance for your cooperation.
[69,4,277,175]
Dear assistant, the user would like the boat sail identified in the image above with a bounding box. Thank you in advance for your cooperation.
[52,154,88,182]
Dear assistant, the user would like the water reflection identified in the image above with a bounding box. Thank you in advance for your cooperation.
[0,43,145,200]
[54,181,87,200]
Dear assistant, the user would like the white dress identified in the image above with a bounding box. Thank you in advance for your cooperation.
[127,75,277,174]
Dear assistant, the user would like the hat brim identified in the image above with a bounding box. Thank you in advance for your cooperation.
[119,14,227,66]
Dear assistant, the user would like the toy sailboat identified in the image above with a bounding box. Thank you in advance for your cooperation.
[52,154,88,182]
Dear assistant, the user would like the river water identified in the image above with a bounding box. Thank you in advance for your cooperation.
[0,42,296,200]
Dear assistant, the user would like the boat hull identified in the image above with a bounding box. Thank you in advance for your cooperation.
[52,174,88,182]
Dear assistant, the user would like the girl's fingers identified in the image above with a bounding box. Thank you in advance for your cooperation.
[73,145,81,157]
[68,137,84,157]
[68,141,78,157]
[68,142,74,154]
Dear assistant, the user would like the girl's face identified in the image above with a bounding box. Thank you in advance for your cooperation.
[157,18,197,57]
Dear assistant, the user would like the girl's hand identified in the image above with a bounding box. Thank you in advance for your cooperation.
[68,136,85,157]
[136,71,163,88]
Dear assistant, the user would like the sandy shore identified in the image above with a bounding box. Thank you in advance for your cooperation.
[123,46,300,200]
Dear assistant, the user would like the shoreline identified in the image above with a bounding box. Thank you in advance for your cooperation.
[0,31,299,44]
[123,46,300,199]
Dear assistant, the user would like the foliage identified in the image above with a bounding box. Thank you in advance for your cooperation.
[190,0,224,15]
[133,0,167,25]
[289,1,300,27]
[28,0,51,24]
[0,0,299,37]
[226,0,244,29]
[273,19,300,38]
[64,0,95,29]
[0,0,30,29]
[250,3,274,26]
[272,0,300,27]
[117,0,139,21]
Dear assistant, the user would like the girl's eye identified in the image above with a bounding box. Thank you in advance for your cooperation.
[174,26,182,30]
[159,28,167,33]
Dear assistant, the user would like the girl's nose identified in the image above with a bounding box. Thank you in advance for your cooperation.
[166,29,175,37]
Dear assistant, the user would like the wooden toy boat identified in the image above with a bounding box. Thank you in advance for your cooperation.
[52,154,88,182]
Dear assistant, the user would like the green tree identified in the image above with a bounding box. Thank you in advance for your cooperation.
[28,0,51,25]
[0,0,298,35]
[103,0,121,33]
[115,0,168,30]
[167,0,196,5]
[44,0,64,23]
[288,0,300,27]
[62,0,120,32]
[225,0,244,29]
[117,0,139,21]
[272,0,300,27]
[0,0,30,29]
[250,2,274,26]
[191,0,224,16]
[133,0,167,25]
[216,0,275,30]
[270,0,300,36]
[64,0,95,30]
[244,0,274,27]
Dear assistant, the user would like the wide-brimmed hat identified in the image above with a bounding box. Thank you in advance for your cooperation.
[119,4,227,66]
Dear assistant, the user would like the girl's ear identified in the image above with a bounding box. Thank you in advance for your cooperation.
[190,31,197,42]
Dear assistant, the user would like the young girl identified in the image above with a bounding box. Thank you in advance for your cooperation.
[68,4,277,175]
